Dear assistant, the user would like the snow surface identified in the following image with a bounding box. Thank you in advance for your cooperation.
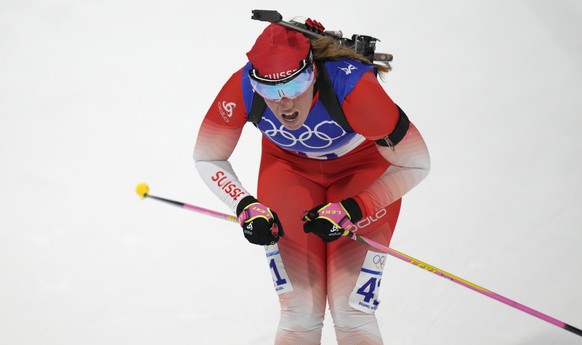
[1,1,581,344]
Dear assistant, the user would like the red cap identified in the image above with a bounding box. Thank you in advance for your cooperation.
[246,24,311,81]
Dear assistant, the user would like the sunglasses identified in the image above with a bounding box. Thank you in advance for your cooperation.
[249,53,315,102]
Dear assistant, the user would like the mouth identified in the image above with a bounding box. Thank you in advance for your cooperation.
[281,111,299,122]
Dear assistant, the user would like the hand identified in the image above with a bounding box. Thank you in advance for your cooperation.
[302,198,363,242]
[236,196,284,246]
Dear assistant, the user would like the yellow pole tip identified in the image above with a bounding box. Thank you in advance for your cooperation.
[135,183,150,198]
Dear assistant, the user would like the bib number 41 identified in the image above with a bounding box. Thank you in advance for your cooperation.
[357,276,381,306]
[349,251,386,313]
[265,244,293,294]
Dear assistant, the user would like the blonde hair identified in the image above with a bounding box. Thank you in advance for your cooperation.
[309,36,391,76]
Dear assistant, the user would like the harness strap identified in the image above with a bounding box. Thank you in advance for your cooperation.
[314,61,352,131]
[375,105,410,147]
[247,89,267,125]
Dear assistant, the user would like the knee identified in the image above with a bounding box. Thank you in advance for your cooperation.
[330,304,378,331]
[329,307,383,344]
[278,292,325,332]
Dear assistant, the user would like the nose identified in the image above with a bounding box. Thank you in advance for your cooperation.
[279,97,293,110]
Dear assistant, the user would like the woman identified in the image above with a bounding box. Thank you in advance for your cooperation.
[194,23,430,345]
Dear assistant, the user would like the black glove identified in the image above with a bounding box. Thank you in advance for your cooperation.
[302,197,363,242]
[236,196,284,246]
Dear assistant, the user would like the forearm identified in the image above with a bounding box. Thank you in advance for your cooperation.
[355,122,431,216]
[194,160,251,213]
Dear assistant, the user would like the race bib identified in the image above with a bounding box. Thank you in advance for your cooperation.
[264,244,293,294]
[349,250,387,314]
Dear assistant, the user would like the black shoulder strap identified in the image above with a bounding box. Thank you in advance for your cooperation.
[314,61,353,131]
[247,92,267,125]
[317,60,410,147]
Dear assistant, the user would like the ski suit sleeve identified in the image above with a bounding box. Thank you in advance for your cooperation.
[342,70,431,217]
[193,68,252,214]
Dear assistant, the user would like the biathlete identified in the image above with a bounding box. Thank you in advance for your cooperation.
[194,21,431,345]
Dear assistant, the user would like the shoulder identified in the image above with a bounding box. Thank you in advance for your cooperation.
[220,67,245,93]
[204,67,248,128]
[207,67,245,106]
[323,59,375,86]
[342,70,400,139]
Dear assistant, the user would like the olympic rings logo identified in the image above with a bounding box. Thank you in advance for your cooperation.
[373,255,386,269]
[261,119,347,150]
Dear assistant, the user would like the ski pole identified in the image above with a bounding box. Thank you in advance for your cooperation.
[340,231,582,337]
[135,182,237,222]
[135,182,582,338]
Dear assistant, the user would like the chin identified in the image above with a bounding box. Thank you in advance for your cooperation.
[281,121,303,131]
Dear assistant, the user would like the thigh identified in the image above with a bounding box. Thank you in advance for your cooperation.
[326,201,400,316]
[257,143,328,314]
[257,142,328,256]
[325,143,402,316]
[326,141,400,240]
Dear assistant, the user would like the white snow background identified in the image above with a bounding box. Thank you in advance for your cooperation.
[1,1,581,344]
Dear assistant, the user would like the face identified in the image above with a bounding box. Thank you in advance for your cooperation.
[264,80,315,130]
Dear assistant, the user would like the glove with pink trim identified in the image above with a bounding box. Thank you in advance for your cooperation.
[302,198,363,242]
[236,196,284,246]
